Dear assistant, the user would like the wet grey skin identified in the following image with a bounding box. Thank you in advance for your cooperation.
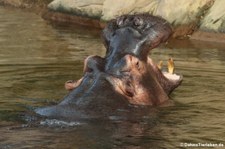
[35,14,183,120]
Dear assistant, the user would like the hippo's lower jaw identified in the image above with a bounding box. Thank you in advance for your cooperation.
[61,53,182,107]
[35,14,183,119]
[104,54,182,106]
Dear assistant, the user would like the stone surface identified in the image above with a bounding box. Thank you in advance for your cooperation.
[47,0,215,28]
[191,31,225,43]
[155,0,214,25]
[101,0,158,21]
[0,0,26,7]
[200,0,225,32]
[48,0,105,19]
[0,0,52,9]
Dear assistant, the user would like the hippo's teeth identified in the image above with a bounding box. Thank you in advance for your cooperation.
[66,80,75,83]
[157,60,163,70]
[167,58,174,74]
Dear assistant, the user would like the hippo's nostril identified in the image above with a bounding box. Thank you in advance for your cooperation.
[136,61,139,68]
[135,60,142,71]
[125,89,134,97]
[124,80,135,97]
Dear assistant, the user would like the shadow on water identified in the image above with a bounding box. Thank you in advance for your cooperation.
[0,6,225,149]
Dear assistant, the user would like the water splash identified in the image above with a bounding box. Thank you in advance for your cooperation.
[40,119,84,127]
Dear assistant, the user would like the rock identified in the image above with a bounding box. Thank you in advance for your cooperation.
[154,0,214,38]
[200,0,225,33]
[6,0,222,40]
[48,0,105,19]
[191,31,225,43]
[0,0,53,10]
[101,0,158,21]
[155,0,214,25]
[0,0,25,7]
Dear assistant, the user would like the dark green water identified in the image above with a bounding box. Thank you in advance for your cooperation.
[0,6,225,149]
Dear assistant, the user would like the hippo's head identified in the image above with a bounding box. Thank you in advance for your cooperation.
[36,14,182,120]
[103,14,172,64]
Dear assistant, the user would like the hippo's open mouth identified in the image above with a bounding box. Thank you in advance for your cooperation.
[36,14,183,119]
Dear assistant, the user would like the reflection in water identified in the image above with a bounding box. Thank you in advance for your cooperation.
[0,6,225,149]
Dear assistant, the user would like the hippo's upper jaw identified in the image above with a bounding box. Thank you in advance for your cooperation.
[35,14,182,119]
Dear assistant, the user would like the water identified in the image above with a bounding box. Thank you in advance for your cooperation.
[0,6,225,149]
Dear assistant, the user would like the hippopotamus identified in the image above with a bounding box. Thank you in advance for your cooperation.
[35,14,182,120]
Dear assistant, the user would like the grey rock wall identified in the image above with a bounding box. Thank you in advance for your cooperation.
[101,0,158,20]
[48,0,105,19]
[47,0,225,34]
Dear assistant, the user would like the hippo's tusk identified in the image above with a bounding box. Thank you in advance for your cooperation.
[167,58,174,74]
[157,60,163,70]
